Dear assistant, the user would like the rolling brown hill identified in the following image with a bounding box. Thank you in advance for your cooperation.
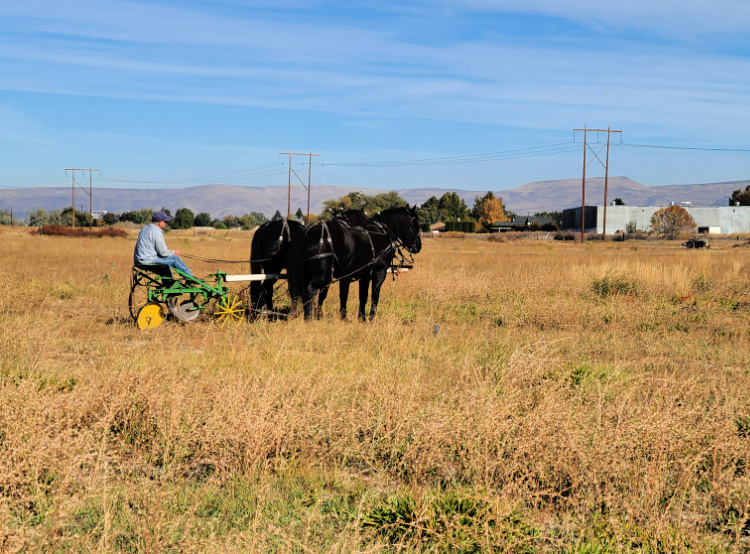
[1,178,747,220]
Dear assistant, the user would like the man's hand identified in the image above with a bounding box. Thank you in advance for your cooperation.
[174,250,181,256]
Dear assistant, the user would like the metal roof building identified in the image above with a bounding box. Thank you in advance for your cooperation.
[563,205,750,234]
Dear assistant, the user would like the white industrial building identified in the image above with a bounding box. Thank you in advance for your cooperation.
[563,204,750,235]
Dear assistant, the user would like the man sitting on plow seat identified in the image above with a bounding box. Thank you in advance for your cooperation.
[133,211,193,276]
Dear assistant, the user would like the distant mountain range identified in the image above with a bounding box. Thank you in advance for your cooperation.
[1,177,747,219]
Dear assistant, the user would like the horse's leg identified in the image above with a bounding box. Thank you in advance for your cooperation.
[339,280,350,319]
[302,287,316,320]
[263,278,277,313]
[316,286,329,319]
[249,261,263,318]
[302,260,330,321]
[358,278,370,321]
[368,270,387,320]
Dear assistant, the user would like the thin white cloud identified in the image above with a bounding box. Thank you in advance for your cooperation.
[1,0,749,190]
[445,0,750,35]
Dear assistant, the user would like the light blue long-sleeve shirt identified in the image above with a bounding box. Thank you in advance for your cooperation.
[133,223,174,264]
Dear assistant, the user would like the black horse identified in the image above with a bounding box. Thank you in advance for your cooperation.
[288,206,422,320]
[249,218,304,316]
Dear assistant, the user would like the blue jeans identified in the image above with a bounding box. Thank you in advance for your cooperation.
[154,255,194,277]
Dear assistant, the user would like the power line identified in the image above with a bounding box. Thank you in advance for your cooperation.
[616,143,750,153]
[319,142,581,167]
[102,163,285,185]
[0,177,69,189]
[3,139,750,193]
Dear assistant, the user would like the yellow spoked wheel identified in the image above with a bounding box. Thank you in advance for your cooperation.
[213,294,245,327]
[136,302,166,329]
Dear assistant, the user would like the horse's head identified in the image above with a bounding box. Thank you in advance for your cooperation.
[406,205,422,254]
[376,206,422,254]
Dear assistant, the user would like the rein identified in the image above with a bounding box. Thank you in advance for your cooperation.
[325,219,410,284]
[182,253,249,264]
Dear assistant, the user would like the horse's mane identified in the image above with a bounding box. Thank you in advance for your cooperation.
[332,209,370,227]
[373,207,409,234]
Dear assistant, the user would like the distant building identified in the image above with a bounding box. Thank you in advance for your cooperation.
[488,215,554,233]
[563,205,750,234]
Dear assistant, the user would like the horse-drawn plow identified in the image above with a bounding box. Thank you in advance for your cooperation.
[128,264,284,329]
[128,206,422,329]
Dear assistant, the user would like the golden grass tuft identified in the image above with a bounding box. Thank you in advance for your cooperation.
[1,228,750,551]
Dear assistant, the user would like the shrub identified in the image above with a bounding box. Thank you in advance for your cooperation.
[591,273,639,297]
[444,221,476,233]
[32,225,127,238]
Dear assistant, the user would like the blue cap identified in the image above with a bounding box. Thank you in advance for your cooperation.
[152,211,172,223]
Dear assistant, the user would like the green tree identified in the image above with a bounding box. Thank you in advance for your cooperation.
[223,215,240,229]
[0,210,22,226]
[250,211,268,225]
[60,207,90,227]
[322,192,367,217]
[102,212,120,226]
[172,207,195,229]
[367,191,408,213]
[238,213,256,230]
[120,209,153,225]
[28,208,50,227]
[650,205,696,239]
[272,210,283,221]
[438,192,469,222]
[729,186,750,206]
[418,196,440,224]
[194,212,212,227]
[535,211,563,229]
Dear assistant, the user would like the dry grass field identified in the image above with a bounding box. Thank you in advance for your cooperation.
[1,226,750,553]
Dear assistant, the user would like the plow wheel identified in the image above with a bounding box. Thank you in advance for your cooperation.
[128,273,148,323]
[137,302,166,329]
[129,271,158,322]
[213,294,245,327]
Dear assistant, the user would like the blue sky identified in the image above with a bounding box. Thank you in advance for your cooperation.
[1,0,749,192]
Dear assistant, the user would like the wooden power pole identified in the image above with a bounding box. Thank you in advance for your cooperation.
[65,168,100,228]
[279,152,320,220]
[573,127,621,240]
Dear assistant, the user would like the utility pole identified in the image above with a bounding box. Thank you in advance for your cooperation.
[89,170,93,226]
[573,127,622,241]
[65,168,100,228]
[279,152,320,220]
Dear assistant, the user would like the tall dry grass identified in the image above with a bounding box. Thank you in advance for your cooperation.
[1,227,750,552]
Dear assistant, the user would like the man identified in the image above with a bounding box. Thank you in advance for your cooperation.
[133,211,193,276]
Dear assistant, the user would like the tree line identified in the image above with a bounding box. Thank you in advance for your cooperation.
[2,190,514,231]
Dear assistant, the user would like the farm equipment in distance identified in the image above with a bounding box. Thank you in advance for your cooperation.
[682,238,710,249]
[128,264,282,329]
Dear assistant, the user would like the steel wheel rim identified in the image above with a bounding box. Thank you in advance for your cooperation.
[214,294,245,327]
